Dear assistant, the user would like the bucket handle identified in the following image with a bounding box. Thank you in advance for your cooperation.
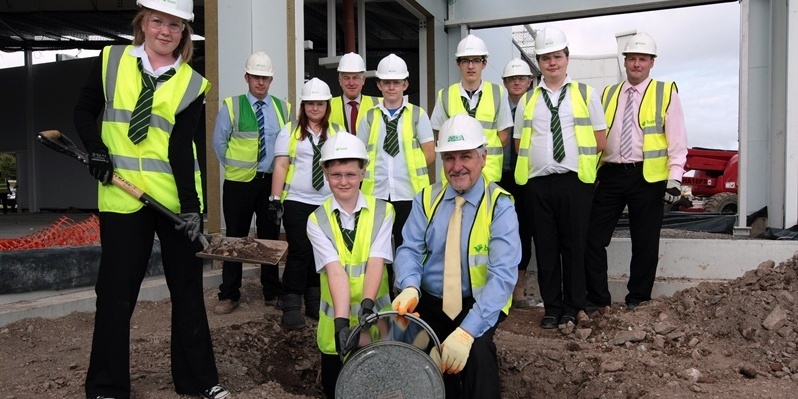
[343,310,443,360]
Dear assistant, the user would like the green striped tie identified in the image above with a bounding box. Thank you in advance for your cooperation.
[335,209,360,251]
[382,112,400,157]
[311,136,326,190]
[541,87,568,163]
[460,91,481,118]
[128,58,176,144]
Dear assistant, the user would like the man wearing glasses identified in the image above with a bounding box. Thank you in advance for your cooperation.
[330,52,380,135]
[429,34,513,183]
[500,58,535,309]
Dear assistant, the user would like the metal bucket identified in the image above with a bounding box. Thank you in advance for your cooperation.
[335,310,445,399]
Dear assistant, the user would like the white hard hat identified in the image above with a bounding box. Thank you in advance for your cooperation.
[623,32,657,57]
[375,53,409,80]
[455,34,489,58]
[320,131,370,167]
[502,58,532,78]
[244,52,274,77]
[137,0,194,22]
[300,78,332,101]
[337,52,366,72]
[535,26,568,55]
[435,114,487,153]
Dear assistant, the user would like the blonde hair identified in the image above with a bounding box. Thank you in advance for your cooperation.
[131,8,195,63]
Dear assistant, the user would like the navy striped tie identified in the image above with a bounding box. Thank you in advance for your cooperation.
[255,100,266,162]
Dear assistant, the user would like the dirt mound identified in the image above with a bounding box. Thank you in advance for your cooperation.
[2,253,798,398]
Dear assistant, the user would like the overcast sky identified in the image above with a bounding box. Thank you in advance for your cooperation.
[479,2,741,150]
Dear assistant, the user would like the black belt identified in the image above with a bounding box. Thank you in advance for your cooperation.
[604,162,642,169]
[254,172,271,179]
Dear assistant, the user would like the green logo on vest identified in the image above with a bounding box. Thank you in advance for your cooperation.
[472,243,489,254]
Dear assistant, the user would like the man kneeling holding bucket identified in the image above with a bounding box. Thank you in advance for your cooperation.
[393,114,521,397]
[307,132,395,397]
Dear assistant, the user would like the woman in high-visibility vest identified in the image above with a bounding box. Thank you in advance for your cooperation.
[272,78,346,330]
[73,1,228,398]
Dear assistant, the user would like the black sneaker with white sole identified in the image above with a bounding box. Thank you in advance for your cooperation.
[200,385,230,399]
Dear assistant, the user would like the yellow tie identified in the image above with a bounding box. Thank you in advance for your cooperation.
[443,195,466,320]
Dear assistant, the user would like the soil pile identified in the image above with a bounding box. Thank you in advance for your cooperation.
[2,253,797,398]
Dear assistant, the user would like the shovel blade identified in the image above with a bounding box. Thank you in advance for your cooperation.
[196,236,288,265]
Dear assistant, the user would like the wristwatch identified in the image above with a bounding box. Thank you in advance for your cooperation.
[269,195,281,201]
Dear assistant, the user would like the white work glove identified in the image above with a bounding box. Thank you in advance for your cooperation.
[440,327,474,374]
[662,179,682,204]
[391,287,419,315]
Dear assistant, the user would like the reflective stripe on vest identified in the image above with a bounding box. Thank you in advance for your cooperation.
[439,82,505,182]
[281,122,344,201]
[222,95,291,181]
[515,81,599,185]
[310,195,393,354]
[361,104,430,195]
[99,45,209,213]
[602,80,674,182]
[421,180,513,315]
[330,95,380,133]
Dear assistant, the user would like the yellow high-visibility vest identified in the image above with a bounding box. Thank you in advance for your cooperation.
[309,195,394,354]
[280,122,345,200]
[421,180,513,315]
[330,95,380,133]
[515,82,599,185]
[438,82,505,182]
[602,80,675,182]
[361,104,430,195]
[99,45,209,213]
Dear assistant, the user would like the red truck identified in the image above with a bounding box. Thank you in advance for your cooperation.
[670,147,738,213]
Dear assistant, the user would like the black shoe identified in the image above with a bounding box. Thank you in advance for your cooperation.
[625,302,640,311]
[559,315,577,326]
[540,315,558,329]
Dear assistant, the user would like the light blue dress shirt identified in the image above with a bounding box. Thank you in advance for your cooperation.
[394,175,520,337]
[212,92,282,173]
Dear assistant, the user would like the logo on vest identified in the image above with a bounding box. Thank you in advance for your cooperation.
[472,243,489,254]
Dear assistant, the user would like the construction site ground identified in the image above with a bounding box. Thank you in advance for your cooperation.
[3,251,798,399]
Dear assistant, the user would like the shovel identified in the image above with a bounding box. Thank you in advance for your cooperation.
[37,130,288,264]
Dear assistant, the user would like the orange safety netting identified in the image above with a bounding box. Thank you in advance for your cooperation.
[0,215,101,251]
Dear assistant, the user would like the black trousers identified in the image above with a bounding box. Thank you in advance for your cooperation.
[499,170,533,271]
[85,209,218,399]
[526,172,593,317]
[585,164,667,305]
[219,176,282,302]
[281,200,321,295]
[418,291,504,399]
[321,353,342,398]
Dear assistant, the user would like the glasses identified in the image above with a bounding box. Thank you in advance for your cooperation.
[147,17,185,34]
[327,172,362,182]
[504,76,530,83]
[458,57,485,65]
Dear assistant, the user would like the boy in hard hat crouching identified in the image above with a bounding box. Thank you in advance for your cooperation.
[306,132,395,398]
